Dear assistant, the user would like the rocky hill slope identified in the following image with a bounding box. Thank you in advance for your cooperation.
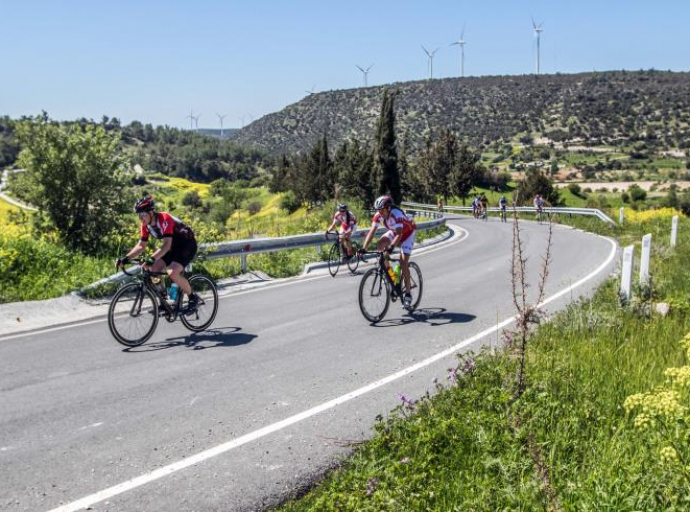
[231,70,690,155]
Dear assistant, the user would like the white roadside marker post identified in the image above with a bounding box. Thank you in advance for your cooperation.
[620,245,634,302]
[619,207,625,224]
[671,215,679,247]
[639,233,652,285]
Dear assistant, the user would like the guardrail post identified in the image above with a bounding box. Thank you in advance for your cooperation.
[671,215,679,247]
[620,245,634,302]
[240,253,247,273]
[639,233,651,285]
[619,207,625,224]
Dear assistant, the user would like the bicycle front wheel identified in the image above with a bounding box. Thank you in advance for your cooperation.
[181,275,219,332]
[407,262,424,311]
[108,283,159,347]
[327,243,341,277]
[347,241,361,274]
[358,268,390,323]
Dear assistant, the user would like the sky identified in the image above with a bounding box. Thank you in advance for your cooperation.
[1,0,688,129]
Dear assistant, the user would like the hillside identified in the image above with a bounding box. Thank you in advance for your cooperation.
[231,70,690,155]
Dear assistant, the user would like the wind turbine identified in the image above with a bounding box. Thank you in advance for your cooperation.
[305,85,316,95]
[355,64,374,87]
[216,113,227,138]
[532,17,544,75]
[194,113,201,132]
[450,24,467,77]
[186,110,196,131]
[421,45,440,79]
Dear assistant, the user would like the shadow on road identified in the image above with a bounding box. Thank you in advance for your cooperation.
[124,326,257,352]
[371,307,476,328]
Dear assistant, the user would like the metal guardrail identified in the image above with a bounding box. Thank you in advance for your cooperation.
[402,201,615,225]
[78,209,446,294]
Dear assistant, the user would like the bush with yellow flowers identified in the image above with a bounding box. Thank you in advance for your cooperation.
[624,333,690,482]
[623,207,682,224]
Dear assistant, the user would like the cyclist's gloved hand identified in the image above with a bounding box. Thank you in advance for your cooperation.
[142,257,155,267]
[116,256,130,269]
[357,247,367,257]
[383,246,393,255]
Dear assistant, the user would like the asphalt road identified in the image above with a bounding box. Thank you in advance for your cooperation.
[0,215,616,512]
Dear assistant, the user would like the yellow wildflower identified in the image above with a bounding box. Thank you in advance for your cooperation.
[633,413,654,430]
[665,366,690,390]
[660,446,679,464]
[624,207,682,224]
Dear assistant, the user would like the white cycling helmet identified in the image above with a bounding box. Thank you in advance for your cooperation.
[374,195,393,210]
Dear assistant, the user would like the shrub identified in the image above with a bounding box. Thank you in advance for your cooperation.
[208,202,234,225]
[567,183,584,198]
[280,191,301,213]
[182,190,202,209]
[629,184,647,202]
[246,201,262,215]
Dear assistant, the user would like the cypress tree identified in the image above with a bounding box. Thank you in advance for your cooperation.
[374,89,401,204]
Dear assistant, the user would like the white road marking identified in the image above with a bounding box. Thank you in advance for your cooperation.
[79,422,104,431]
[1,226,469,342]
[47,235,616,512]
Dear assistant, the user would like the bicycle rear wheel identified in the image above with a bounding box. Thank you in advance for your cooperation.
[358,268,390,323]
[108,283,159,347]
[406,262,424,311]
[181,275,219,332]
[347,241,361,274]
[327,243,341,277]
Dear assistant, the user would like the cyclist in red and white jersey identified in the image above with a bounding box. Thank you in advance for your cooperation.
[325,203,357,259]
[360,195,416,307]
[116,195,200,313]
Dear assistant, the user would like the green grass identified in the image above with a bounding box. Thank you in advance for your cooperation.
[277,214,690,511]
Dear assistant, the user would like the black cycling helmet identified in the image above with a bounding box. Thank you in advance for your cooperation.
[338,203,347,211]
[134,195,155,213]
[374,195,393,210]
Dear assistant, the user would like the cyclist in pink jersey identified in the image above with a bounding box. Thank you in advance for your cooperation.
[360,195,416,307]
[325,203,357,259]
[116,195,200,313]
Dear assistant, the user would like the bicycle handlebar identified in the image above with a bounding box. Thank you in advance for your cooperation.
[119,258,168,277]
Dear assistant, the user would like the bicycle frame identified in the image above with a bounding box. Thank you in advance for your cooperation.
[123,262,184,322]
[374,251,403,298]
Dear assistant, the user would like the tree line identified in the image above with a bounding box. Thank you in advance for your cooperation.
[267,89,527,210]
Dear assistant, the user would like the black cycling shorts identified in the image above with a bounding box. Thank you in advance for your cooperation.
[163,238,197,268]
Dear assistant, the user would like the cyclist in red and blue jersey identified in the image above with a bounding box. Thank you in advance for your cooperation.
[116,195,200,313]
[360,195,416,307]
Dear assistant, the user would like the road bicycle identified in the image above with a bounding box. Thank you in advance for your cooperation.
[500,206,508,223]
[108,258,219,347]
[325,231,361,276]
[358,250,423,323]
[479,205,489,221]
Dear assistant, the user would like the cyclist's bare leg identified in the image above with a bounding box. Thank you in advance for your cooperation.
[167,262,192,296]
[399,251,411,295]
[377,237,393,272]
[342,233,353,255]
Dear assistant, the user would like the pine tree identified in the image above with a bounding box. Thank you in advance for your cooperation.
[374,89,401,204]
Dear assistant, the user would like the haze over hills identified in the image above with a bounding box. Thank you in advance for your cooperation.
[230,70,690,155]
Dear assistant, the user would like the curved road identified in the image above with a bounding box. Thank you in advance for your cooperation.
[0,216,616,512]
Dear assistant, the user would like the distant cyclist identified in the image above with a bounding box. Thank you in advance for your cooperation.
[116,195,200,313]
[533,194,545,222]
[360,195,417,307]
[326,203,357,259]
[480,194,489,218]
[471,195,480,219]
[499,195,508,222]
